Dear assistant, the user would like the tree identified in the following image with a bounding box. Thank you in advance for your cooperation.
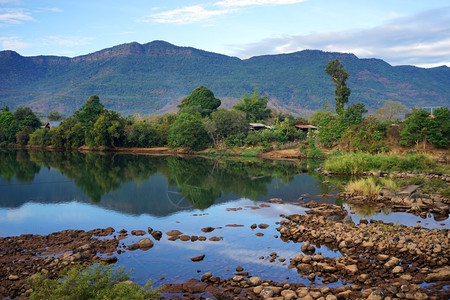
[373,100,408,122]
[399,109,431,147]
[325,59,351,115]
[178,86,221,116]
[233,89,271,122]
[47,110,63,121]
[168,113,210,150]
[91,110,125,148]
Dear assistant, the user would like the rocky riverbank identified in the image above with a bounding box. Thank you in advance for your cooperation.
[1,202,449,299]
[338,171,450,221]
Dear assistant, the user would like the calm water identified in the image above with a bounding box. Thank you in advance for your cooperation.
[0,149,447,288]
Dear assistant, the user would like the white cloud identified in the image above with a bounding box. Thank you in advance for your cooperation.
[216,0,306,7]
[141,5,233,24]
[232,7,450,67]
[0,36,29,50]
[0,8,34,25]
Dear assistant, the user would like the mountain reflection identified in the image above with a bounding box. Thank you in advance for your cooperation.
[0,149,331,216]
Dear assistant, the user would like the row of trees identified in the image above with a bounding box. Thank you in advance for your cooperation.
[0,59,448,152]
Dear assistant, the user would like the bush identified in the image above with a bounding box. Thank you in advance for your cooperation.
[28,263,161,300]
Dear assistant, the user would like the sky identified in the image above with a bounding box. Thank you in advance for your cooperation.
[1,0,449,68]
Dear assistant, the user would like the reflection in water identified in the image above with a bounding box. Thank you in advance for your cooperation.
[0,149,334,216]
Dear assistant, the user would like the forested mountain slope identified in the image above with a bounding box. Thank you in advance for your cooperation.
[1,40,448,116]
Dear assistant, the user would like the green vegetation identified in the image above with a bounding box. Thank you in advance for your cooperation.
[1,58,448,160]
[345,177,382,199]
[27,263,161,300]
[323,152,437,174]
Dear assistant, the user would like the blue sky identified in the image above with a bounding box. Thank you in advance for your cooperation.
[1,0,449,67]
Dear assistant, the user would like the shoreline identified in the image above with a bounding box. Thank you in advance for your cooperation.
[1,200,448,299]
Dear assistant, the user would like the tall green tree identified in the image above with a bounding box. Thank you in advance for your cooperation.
[400,108,449,148]
[325,59,351,115]
[233,89,271,122]
[91,110,125,148]
[168,113,210,150]
[178,86,221,116]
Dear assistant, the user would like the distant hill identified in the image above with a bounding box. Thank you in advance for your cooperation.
[0,40,449,117]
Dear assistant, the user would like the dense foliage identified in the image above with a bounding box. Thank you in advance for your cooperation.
[1,59,448,153]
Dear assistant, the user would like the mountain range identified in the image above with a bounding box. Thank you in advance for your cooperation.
[0,40,449,117]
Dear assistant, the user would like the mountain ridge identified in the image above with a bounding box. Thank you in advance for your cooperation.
[0,40,449,116]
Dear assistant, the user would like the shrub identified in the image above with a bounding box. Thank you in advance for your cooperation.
[28,263,161,300]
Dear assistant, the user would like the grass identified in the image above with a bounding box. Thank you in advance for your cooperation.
[27,263,161,300]
[345,177,382,199]
[323,152,438,174]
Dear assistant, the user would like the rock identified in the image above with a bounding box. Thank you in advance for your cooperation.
[376,254,389,261]
[367,289,385,300]
[100,256,118,263]
[236,265,244,272]
[392,266,404,274]
[258,224,270,229]
[425,266,450,282]
[281,289,297,300]
[260,287,274,299]
[8,275,19,281]
[137,238,153,250]
[326,295,337,300]
[301,241,315,253]
[249,276,262,286]
[179,235,191,241]
[190,254,205,262]
[345,264,358,275]
[201,272,212,281]
[201,227,215,233]
[297,263,314,274]
[359,218,368,224]
[151,231,162,240]
[384,257,400,268]
[131,230,146,236]
[166,230,182,236]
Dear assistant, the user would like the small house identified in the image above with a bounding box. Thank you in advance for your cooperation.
[249,123,272,130]
[295,124,318,134]
[44,121,61,129]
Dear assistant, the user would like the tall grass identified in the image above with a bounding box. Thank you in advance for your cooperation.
[345,177,381,199]
[323,152,437,174]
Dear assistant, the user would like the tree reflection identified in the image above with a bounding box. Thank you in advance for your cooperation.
[0,150,323,212]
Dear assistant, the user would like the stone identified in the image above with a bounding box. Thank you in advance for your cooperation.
[281,289,297,300]
[151,231,162,240]
[166,230,182,236]
[297,263,314,274]
[137,238,153,250]
[345,264,358,275]
[201,226,215,233]
[367,289,385,300]
[201,272,212,281]
[384,257,400,268]
[392,266,404,274]
[376,254,389,261]
[425,266,450,282]
[249,276,262,286]
[326,295,337,300]
[8,275,19,281]
[190,254,205,262]
[260,287,274,299]
[131,230,146,236]
[258,224,270,229]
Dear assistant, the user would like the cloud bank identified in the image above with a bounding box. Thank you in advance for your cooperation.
[231,7,450,67]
